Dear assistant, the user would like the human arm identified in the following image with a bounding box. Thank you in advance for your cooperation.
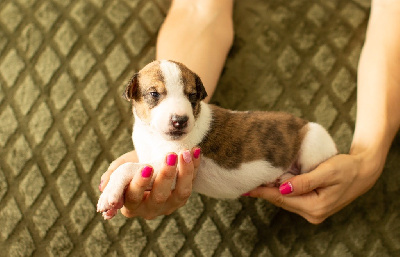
[248,0,400,224]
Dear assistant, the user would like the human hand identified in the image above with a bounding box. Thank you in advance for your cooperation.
[99,148,201,220]
[247,152,384,224]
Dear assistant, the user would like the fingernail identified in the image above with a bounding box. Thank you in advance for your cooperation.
[141,166,153,178]
[183,150,192,163]
[279,182,293,195]
[166,154,178,166]
[99,180,103,191]
[193,148,201,159]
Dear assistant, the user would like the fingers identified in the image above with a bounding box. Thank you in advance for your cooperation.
[169,150,195,208]
[146,153,178,212]
[122,165,154,215]
[248,186,324,224]
[100,150,138,191]
[117,148,201,220]
[192,147,201,179]
[279,161,338,196]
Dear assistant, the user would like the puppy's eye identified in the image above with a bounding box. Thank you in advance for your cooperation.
[189,93,197,102]
[150,92,160,98]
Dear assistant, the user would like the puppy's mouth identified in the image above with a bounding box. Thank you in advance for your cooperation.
[166,130,187,140]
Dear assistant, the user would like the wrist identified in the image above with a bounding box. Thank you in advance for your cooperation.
[349,139,387,182]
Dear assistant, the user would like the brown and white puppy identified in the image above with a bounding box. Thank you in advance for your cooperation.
[97,60,337,219]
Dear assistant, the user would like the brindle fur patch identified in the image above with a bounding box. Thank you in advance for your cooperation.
[131,61,166,124]
[199,105,308,170]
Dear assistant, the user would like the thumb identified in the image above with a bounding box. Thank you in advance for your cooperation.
[279,164,333,196]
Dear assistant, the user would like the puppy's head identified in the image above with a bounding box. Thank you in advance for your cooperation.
[124,60,208,141]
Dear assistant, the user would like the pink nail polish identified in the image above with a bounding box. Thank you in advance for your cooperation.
[141,166,153,178]
[279,182,293,195]
[242,192,250,197]
[193,148,201,159]
[183,150,192,163]
[166,154,178,166]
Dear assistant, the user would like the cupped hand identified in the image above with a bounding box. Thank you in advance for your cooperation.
[99,148,201,220]
[248,153,383,224]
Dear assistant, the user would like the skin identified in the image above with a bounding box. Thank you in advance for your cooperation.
[248,0,400,224]
[101,0,400,222]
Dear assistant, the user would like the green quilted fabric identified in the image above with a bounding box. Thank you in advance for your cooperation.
[0,0,399,256]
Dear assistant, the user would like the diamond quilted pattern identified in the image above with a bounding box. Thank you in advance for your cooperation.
[42,131,67,173]
[50,72,75,110]
[0,2,23,32]
[56,161,81,206]
[0,105,18,146]
[106,1,131,28]
[9,228,35,257]
[54,21,78,56]
[35,46,61,85]
[0,197,22,240]
[0,169,7,201]
[33,195,59,238]
[70,45,96,81]
[90,19,114,55]
[19,165,45,207]
[194,217,221,256]
[105,44,130,81]
[18,23,43,59]
[120,220,147,256]
[70,192,95,234]
[70,0,96,28]
[0,49,25,87]
[14,75,40,115]
[63,99,89,141]
[2,0,400,257]
[46,226,73,257]
[84,223,111,257]
[6,135,32,176]
[35,1,60,32]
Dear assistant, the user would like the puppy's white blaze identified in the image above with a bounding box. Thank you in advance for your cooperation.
[150,60,195,136]
[194,158,283,199]
[298,122,338,173]
[159,60,185,98]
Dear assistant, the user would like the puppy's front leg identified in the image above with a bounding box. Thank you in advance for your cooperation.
[97,162,143,219]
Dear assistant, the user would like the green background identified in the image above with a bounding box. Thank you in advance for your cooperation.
[0,0,399,256]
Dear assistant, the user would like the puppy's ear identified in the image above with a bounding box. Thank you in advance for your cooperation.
[123,73,138,101]
[195,74,208,101]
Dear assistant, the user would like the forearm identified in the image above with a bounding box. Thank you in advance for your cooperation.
[351,1,400,175]
[156,0,234,101]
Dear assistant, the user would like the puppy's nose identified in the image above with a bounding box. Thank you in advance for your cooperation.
[171,115,188,129]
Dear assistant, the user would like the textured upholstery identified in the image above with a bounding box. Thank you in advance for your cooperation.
[1,0,399,256]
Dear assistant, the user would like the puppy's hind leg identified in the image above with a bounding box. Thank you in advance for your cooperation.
[97,162,141,219]
[298,122,338,173]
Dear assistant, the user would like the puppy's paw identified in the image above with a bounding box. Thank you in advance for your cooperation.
[102,208,118,220]
[96,162,140,219]
[97,184,126,219]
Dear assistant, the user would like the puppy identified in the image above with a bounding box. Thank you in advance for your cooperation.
[97,60,337,219]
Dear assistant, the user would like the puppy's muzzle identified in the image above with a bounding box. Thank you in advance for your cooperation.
[167,114,189,139]
[171,115,188,130]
